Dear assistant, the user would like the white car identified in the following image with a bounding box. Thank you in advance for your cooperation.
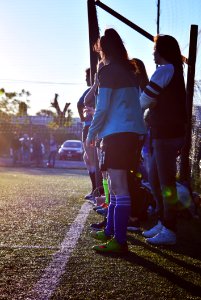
[58,140,83,160]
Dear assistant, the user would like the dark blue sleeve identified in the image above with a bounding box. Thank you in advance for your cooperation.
[77,88,90,121]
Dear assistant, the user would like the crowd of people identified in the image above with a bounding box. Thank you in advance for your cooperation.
[77,28,198,254]
[10,132,57,167]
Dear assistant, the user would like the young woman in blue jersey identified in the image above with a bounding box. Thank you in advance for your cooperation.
[86,28,146,253]
[140,35,187,245]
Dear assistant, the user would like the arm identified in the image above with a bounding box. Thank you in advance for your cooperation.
[77,88,90,121]
[83,106,95,116]
[140,64,174,110]
[84,74,98,106]
[84,61,104,106]
[77,100,85,122]
[86,64,113,146]
[86,87,112,145]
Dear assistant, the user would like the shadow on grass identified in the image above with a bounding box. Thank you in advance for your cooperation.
[124,216,201,298]
[127,235,201,274]
[96,236,201,298]
[124,250,201,297]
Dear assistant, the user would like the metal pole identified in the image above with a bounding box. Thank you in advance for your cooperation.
[180,25,198,184]
[87,0,102,191]
[95,0,154,42]
[156,0,160,69]
[95,0,188,63]
[87,0,99,84]
[157,0,160,34]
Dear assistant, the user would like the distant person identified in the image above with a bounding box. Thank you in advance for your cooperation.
[77,68,97,200]
[87,28,146,254]
[21,133,31,164]
[47,134,57,168]
[32,133,44,167]
[10,132,21,165]
[140,34,187,245]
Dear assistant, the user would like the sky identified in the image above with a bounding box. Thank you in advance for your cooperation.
[0,0,201,117]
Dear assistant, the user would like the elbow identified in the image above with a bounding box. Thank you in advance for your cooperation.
[140,98,157,110]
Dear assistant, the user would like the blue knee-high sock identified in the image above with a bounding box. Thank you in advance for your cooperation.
[114,195,131,244]
[104,194,116,236]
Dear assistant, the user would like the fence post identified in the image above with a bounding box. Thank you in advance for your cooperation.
[87,0,99,84]
[180,25,198,184]
[87,0,103,190]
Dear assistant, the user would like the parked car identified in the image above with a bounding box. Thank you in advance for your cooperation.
[58,140,83,160]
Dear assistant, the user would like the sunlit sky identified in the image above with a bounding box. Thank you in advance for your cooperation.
[0,0,201,117]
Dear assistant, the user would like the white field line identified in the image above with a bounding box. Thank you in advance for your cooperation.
[0,245,59,250]
[27,201,92,300]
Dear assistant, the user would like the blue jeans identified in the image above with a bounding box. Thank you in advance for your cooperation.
[148,137,185,231]
[48,151,57,166]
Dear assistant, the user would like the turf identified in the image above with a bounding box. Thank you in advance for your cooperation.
[53,215,201,300]
[0,167,90,299]
[0,167,201,300]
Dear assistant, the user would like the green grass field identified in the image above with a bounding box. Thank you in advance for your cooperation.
[0,167,201,300]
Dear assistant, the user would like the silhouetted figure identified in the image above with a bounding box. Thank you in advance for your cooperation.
[32,134,44,167]
[10,132,21,165]
[47,134,57,168]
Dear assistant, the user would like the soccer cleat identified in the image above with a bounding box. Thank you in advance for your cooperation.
[96,207,108,216]
[90,219,107,230]
[92,238,128,254]
[87,198,96,205]
[146,226,176,245]
[127,219,141,232]
[90,230,112,242]
[85,191,95,200]
[142,221,163,238]
[93,202,108,211]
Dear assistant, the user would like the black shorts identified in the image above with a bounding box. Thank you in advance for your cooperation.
[82,125,90,142]
[100,132,143,171]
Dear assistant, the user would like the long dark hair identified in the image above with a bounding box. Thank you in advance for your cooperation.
[95,28,136,72]
[154,35,184,72]
[131,58,149,91]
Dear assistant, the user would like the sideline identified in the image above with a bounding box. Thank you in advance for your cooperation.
[0,245,59,250]
[27,201,92,300]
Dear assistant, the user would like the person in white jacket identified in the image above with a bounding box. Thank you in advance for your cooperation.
[140,34,187,245]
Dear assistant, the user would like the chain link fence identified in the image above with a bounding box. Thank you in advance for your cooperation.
[0,112,200,193]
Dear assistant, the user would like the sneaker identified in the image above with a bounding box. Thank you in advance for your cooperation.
[142,221,163,238]
[87,198,96,205]
[146,226,176,245]
[127,219,141,232]
[93,202,108,211]
[92,238,128,254]
[96,207,108,216]
[85,192,93,200]
[90,219,107,230]
[90,230,112,242]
